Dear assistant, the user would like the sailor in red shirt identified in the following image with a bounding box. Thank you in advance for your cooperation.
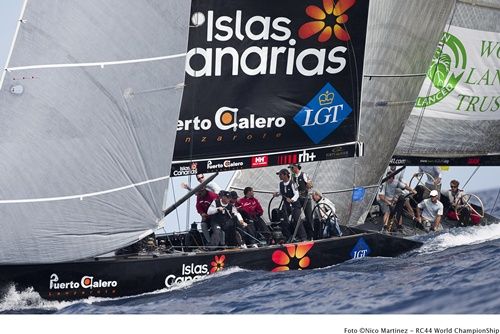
[237,187,270,243]
[195,187,218,244]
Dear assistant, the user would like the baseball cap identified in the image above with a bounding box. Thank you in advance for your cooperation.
[288,163,301,169]
[276,168,289,175]
[429,190,439,197]
[219,190,231,198]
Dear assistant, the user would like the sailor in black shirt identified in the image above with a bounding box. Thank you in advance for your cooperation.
[289,163,314,240]
[273,168,307,242]
[207,190,247,248]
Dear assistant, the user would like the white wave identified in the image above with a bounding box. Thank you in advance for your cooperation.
[0,284,73,312]
[417,223,500,254]
[0,266,249,312]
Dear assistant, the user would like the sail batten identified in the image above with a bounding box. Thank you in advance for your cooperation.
[0,175,171,204]
[5,53,187,72]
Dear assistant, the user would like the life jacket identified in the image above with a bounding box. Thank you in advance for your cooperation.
[211,199,234,225]
[292,172,308,196]
[279,181,300,208]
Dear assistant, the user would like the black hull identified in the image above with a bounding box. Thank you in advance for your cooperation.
[0,231,421,301]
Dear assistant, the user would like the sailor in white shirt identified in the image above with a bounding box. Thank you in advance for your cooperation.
[416,189,444,232]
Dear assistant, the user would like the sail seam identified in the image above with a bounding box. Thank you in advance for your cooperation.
[5,53,186,72]
[0,176,170,204]
[0,0,28,89]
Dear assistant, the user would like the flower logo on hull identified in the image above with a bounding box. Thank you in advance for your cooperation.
[210,255,225,273]
[272,242,314,272]
[299,0,356,42]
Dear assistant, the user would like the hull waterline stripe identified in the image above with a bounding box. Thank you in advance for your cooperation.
[4,53,186,72]
[0,175,170,204]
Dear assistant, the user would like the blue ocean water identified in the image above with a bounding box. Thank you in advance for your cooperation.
[1,189,499,314]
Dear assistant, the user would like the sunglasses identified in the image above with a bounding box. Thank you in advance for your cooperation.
[451,186,457,188]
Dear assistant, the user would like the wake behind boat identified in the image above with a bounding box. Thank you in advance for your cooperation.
[0,0,499,302]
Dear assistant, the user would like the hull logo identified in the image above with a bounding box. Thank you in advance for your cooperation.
[49,273,118,290]
[350,238,371,259]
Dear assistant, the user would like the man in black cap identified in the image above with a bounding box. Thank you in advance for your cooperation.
[207,190,247,248]
[289,163,314,240]
[273,168,307,242]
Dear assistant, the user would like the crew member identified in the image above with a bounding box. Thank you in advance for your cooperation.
[238,186,271,243]
[182,173,222,194]
[415,189,444,232]
[273,168,307,242]
[195,187,218,244]
[289,163,314,240]
[207,190,248,248]
[311,190,342,238]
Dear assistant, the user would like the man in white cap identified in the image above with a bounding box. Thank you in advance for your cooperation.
[415,189,444,232]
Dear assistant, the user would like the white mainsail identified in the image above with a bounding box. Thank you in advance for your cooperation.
[0,0,190,263]
[395,0,500,161]
[229,0,455,226]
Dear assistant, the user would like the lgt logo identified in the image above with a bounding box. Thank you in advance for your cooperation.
[251,155,268,167]
[350,238,371,260]
[294,83,352,144]
[352,249,368,259]
[299,150,316,163]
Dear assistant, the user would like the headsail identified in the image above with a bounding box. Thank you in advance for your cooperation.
[394,0,500,166]
[0,0,190,264]
[230,0,455,226]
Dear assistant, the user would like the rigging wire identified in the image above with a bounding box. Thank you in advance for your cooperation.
[169,177,182,233]
[462,166,480,190]
[336,21,361,226]
[407,3,459,154]
[180,17,204,231]
[490,188,500,215]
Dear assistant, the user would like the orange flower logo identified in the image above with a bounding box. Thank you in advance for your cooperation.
[271,242,314,272]
[298,0,355,42]
[210,255,225,273]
